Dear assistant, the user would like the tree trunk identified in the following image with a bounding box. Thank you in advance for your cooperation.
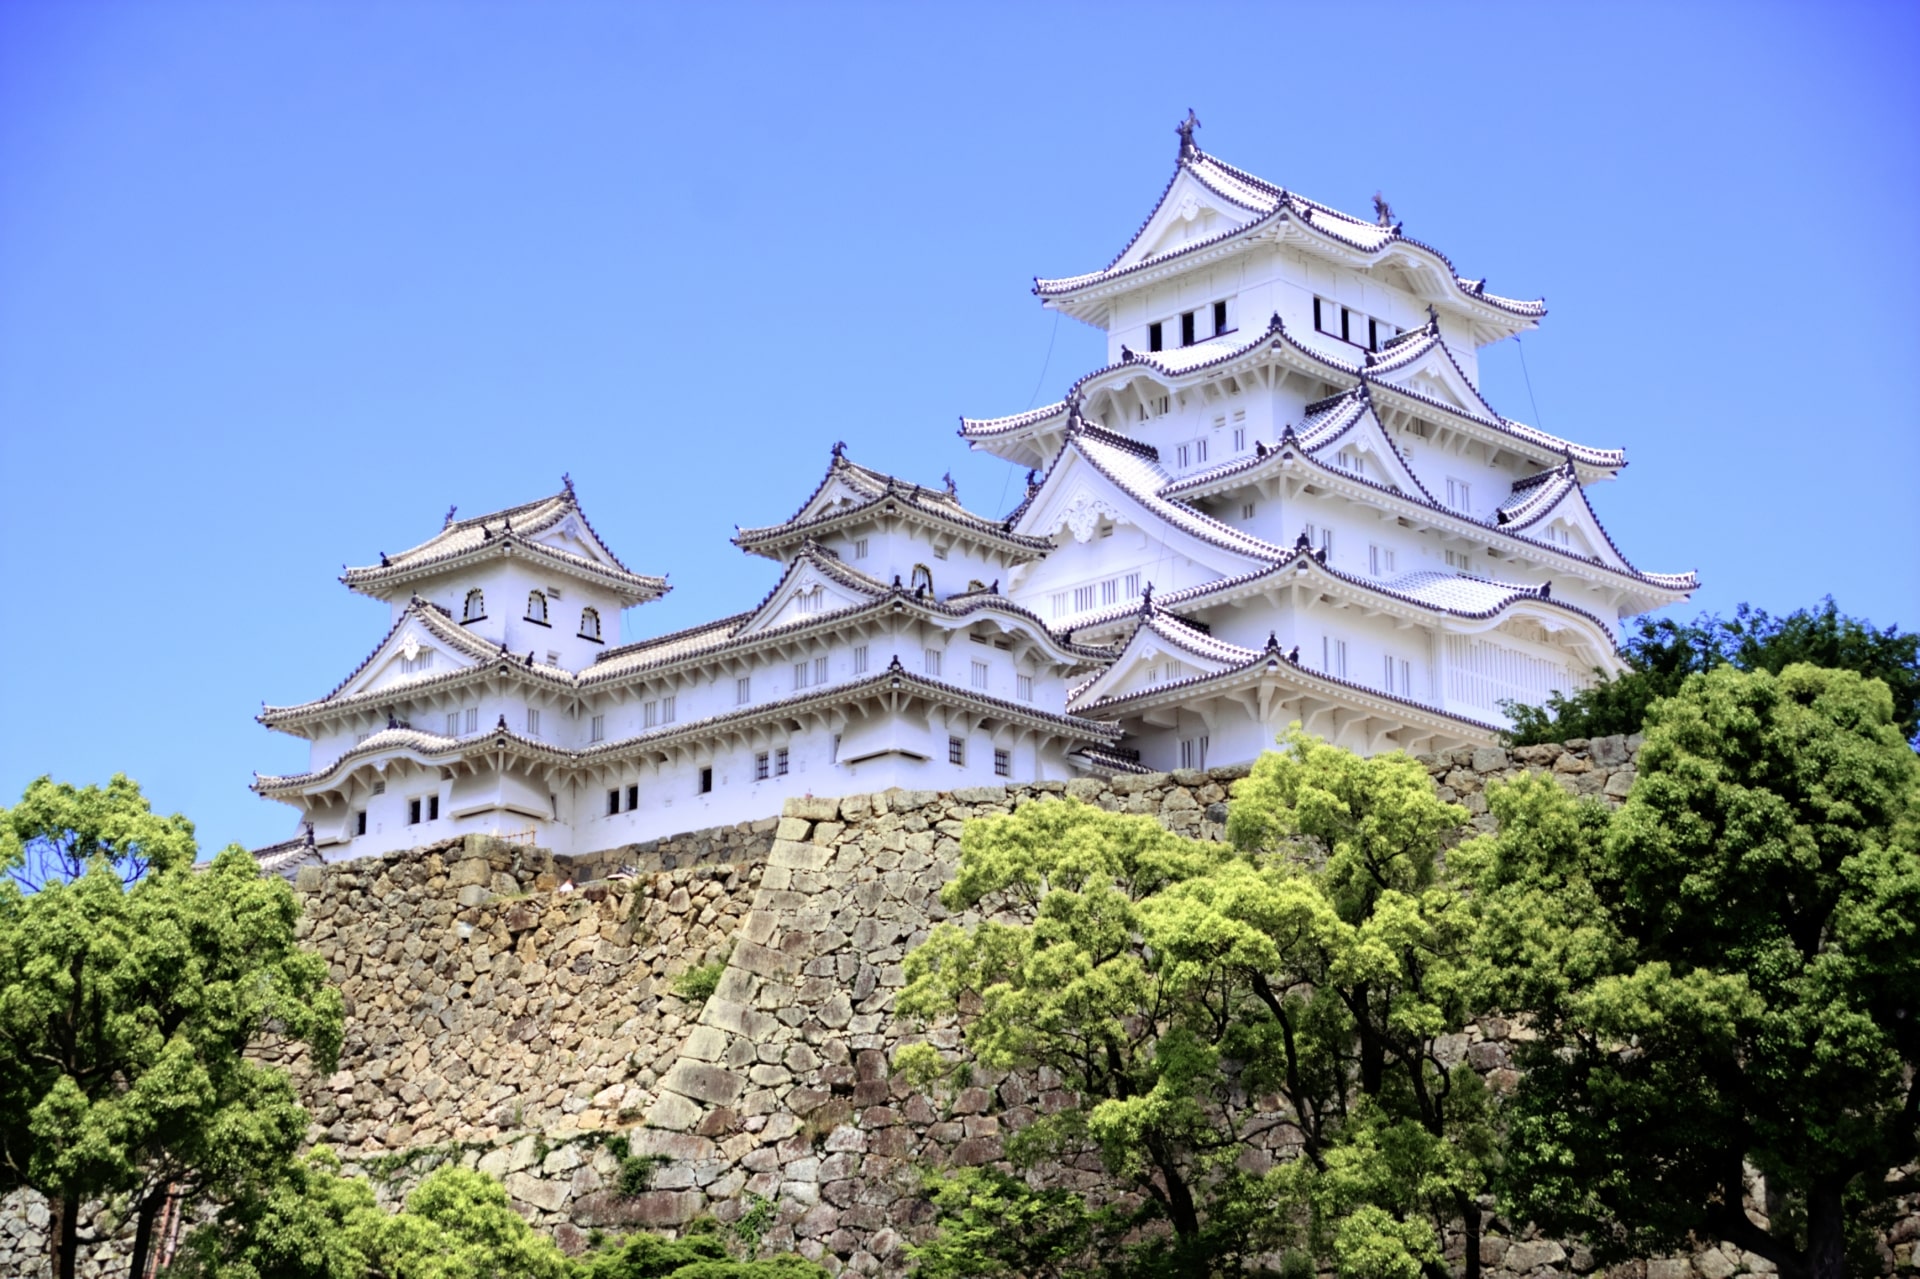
[1805,1180,1846,1279]
[1459,1193,1482,1279]
[127,1187,165,1279]
[50,1194,77,1279]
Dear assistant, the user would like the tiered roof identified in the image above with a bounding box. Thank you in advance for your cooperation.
[1033,141,1544,343]
[255,658,1122,797]
[734,446,1052,560]
[341,478,668,605]
[259,597,578,733]
[962,313,1626,478]
[1066,605,1502,742]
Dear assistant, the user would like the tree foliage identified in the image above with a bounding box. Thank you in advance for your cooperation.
[0,775,343,1279]
[1471,663,1919,1279]
[899,734,1496,1279]
[174,1159,828,1279]
[1503,598,1920,747]
[1,773,198,891]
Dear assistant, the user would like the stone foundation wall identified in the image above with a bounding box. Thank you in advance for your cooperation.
[5,737,1913,1277]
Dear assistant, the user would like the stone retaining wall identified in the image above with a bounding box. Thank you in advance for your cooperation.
[5,737,1913,1277]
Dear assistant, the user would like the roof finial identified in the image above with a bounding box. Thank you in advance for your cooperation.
[831,440,846,459]
[379,551,389,566]
[942,471,957,497]
[1141,581,1155,612]
[561,472,574,495]
[1372,191,1394,227]
[1426,303,1440,331]
[1175,108,1201,160]
[443,504,458,528]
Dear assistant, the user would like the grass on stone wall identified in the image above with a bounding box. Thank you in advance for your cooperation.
[669,947,732,1006]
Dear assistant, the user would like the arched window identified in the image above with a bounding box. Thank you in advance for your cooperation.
[579,606,601,641]
[462,589,485,621]
[526,591,548,624]
[910,564,933,595]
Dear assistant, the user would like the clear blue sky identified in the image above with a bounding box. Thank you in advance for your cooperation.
[2,1,1915,852]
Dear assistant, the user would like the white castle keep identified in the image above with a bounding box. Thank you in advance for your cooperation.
[256,118,1694,862]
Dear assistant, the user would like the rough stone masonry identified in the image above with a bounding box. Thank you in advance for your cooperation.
[4,736,1914,1277]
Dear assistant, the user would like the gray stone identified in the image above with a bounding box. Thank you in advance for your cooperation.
[1507,1240,1566,1270]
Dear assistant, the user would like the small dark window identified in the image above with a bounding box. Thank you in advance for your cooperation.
[1148,321,1163,352]
[1180,311,1196,346]
[427,795,439,821]
[408,798,422,825]
[1213,300,1227,333]
[994,748,1011,778]
[607,789,620,816]
[1368,317,1379,351]
[948,735,966,766]
[699,767,713,794]
[754,752,770,781]
[355,810,367,836]
[1313,297,1324,332]
[775,747,789,777]
[626,784,638,811]
[1340,307,1351,343]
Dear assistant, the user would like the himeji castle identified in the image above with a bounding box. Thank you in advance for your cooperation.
[255,115,1694,862]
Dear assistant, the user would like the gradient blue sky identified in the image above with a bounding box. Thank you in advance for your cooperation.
[2,1,1915,852]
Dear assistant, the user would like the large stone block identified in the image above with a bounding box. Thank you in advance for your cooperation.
[505,1171,571,1214]
[784,795,842,822]
[661,1061,747,1106]
[768,840,833,871]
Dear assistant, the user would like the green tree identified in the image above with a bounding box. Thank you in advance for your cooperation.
[0,775,343,1279]
[1503,598,1920,747]
[358,1166,573,1279]
[1,773,198,891]
[896,798,1268,1276]
[167,1148,379,1279]
[1470,664,1920,1279]
[900,736,1495,1279]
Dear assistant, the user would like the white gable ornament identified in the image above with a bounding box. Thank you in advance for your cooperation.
[1061,489,1122,543]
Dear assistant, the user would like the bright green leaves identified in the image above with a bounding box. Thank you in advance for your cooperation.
[2,772,198,890]
[903,736,1493,1277]
[0,774,344,1279]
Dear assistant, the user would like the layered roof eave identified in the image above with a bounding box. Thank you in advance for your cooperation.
[963,316,1623,475]
[340,484,668,605]
[1032,149,1545,341]
[257,666,1122,797]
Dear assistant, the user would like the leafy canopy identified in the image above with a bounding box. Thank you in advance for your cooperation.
[2,772,198,890]
[1503,598,1920,747]
[175,1159,829,1279]
[900,734,1503,1279]
[1473,663,1919,1279]
[0,773,343,1279]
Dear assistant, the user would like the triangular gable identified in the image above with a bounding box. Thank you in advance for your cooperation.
[786,472,876,526]
[1012,434,1278,575]
[1298,399,1435,502]
[1366,335,1500,424]
[1499,479,1638,575]
[528,508,618,569]
[1068,615,1250,711]
[335,616,481,701]
[731,551,887,638]
[1111,166,1267,274]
